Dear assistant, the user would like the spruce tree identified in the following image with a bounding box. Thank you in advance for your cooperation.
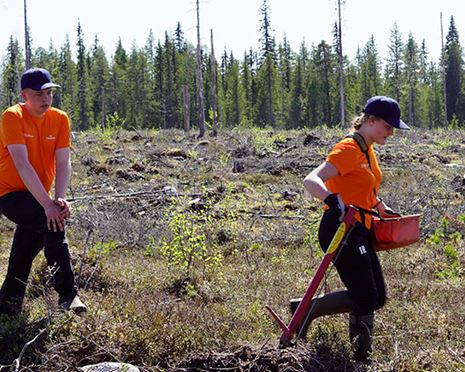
[257,0,276,125]
[109,39,129,126]
[444,16,463,123]
[89,36,110,128]
[402,33,420,126]
[58,36,78,126]
[76,21,93,130]
[1,37,23,107]
[385,23,404,102]
[359,35,381,102]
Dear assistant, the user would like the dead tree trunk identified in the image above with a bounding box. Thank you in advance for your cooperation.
[183,84,191,132]
[337,0,345,126]
[440,12,448,126]
[196,0,206,138]
[24,0,31,69]
[210,29,218,137]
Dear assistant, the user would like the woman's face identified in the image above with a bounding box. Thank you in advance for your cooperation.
[370,117,395,145]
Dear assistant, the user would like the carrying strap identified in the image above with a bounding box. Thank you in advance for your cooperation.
[345,132,380,225]
[345,132,370,167]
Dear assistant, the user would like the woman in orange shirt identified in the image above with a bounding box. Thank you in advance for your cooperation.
[295,96,409,362]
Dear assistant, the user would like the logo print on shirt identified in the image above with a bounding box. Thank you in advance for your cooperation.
[361,163,369,169]
[358,245,367,255]
[24,133,34,138]
[46,135,56,140]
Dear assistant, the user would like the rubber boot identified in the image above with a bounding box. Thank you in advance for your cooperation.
[289,290,354,340]
[349,314,374,363]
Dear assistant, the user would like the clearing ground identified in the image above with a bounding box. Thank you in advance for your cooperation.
[0,127,464,371]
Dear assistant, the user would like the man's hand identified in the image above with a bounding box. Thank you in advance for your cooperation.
[54,198,71,219]
[44,200,66,232]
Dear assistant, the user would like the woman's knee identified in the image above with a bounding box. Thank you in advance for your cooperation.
[353,289,383,315]
[374,290,386,310]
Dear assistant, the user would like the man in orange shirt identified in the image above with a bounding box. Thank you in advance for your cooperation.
[0,68,86,317]
[292,96,409,362]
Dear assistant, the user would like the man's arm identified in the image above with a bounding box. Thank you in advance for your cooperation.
[54,147,71,219]
[54,147,71,199]
[7,144,65,231]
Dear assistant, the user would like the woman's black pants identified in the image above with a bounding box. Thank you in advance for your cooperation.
[318,209,386,316]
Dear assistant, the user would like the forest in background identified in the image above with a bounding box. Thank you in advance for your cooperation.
[0,1,464,132]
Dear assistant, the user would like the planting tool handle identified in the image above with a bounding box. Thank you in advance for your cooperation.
[276,206,358,346]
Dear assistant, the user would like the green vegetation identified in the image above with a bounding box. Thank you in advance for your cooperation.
[159,196,224,286]
[0,128,464,371]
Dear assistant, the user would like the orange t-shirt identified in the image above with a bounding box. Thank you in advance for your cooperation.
[0,104,71,197]
[325,137,382,229]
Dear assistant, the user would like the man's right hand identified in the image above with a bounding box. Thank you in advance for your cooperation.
[44,201,66,232]
[324,193,346,221]
[54,198,71,219]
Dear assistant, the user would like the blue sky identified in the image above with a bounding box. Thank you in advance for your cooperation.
[0,0,463,64]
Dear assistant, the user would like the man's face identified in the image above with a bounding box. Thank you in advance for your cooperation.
[21,88,53,117]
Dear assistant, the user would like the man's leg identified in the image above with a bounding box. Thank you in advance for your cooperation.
[0,191,79,312]
[0,226,43,315]
[43,228,77,304]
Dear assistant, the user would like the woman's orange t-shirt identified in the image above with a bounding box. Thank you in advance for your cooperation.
[325,137,382,229]
[0,104,71,197]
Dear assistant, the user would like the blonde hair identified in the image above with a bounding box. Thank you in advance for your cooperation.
[352,113,375,129]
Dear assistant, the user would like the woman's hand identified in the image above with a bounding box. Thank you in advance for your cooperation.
[377,200,401,217]
[324,193,346,221]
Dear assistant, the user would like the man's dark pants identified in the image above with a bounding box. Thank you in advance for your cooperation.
[0,191,77,315]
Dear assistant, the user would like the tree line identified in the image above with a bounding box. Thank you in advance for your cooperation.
[1,6,464,131]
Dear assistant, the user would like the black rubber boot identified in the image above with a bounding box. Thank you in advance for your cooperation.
[349,314,374,363]
[290,290,354,340]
